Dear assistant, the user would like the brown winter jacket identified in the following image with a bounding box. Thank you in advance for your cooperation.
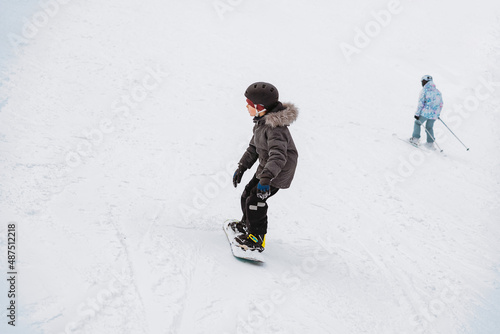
[239,102,299,189]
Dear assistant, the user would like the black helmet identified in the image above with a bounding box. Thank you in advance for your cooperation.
[244,82,279,109]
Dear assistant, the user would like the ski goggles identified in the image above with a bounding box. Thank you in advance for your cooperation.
[246,98,266,111]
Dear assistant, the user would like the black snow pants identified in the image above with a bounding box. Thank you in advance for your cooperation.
[240,174,279,235]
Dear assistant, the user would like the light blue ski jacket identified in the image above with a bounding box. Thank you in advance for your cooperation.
[416,81,443,120]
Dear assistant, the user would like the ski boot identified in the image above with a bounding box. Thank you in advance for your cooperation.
[425,142,436,150]
[409,137,420,145]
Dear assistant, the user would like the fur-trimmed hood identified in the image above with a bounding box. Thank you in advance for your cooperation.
[240,102,299,189]
[264,102,298,128]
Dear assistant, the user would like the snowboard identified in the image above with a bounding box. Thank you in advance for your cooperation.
[223,219,264,263]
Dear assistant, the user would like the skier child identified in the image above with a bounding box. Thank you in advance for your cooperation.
[231,82,299,253]
[410,75,443,147]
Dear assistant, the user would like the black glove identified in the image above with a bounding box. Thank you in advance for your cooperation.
[256,177,271,200]
[232,165,246,188]
[414,115,420,120]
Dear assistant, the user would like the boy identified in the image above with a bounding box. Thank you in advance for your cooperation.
[231,82,299,252]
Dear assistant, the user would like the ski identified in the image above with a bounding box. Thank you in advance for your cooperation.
[393,133,423,149]
[393,134,445,154]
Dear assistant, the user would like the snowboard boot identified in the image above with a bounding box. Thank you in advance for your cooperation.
[229,220,248,234]
[409,137,420,145]
[235,233,266,253]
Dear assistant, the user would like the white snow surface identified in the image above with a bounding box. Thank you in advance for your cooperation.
[1,0,500,333]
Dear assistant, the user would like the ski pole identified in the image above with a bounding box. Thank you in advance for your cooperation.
[422,125,443,152]
[438,117,470,151]
[420,122,443,152]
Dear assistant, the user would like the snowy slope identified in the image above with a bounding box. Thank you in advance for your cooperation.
[0,0,500,333]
